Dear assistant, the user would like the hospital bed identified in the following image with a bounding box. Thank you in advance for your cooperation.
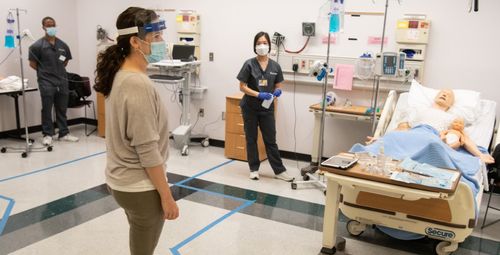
[321,91,498,255]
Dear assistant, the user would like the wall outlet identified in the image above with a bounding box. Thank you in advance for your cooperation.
[302,22,316,37]
[222,111,225,120]
[295,58,311,74]
[198,108,204,117]
[209,52,214,62]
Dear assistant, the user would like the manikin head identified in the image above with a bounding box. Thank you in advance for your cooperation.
[434,89,455,111]
[450,118,465,131]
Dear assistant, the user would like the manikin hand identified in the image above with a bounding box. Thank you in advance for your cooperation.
[365,136,378,145]
[480,154,495,164]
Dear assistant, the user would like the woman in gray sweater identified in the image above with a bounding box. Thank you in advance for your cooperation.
[94,7,178,255]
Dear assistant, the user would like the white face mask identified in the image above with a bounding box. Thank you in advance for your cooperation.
[255,44,269,56]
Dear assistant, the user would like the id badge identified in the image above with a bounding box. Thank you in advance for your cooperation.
[258,79,268,87]
[59,55,66,62]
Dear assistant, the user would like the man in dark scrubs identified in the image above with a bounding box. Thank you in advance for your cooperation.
[29,16,79,146]
[237,31,294,182]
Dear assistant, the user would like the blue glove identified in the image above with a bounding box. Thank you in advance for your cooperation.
[273,88,282,97]
[257,92,273,100]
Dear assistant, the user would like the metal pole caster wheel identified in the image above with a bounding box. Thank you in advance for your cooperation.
[181,145,189,156]
[1,148,6,153]
[21,152,28,158]
[201,138,210,147]
[47,146,53,152]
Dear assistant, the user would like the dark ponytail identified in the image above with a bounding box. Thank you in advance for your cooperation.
[94,45,126,96]
[94,7,157,97]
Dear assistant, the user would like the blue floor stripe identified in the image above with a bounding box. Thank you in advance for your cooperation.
[0,151,106,183]
[170,200,255,255]
[0,195,15,235]
[174,160,234,186]
[169,159,255,255]
[0,153,245,254]
[0,151,106,237]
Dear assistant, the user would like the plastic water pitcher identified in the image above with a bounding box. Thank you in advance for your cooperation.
[355,53,375,80]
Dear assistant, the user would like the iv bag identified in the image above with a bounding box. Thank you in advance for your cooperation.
[329,15,340,33]
[329,0,345,33]
[4,12,15,48]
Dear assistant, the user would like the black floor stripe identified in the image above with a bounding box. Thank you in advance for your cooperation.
[1,172,192,235]
[1,185,109,235]
[1,172,499,255]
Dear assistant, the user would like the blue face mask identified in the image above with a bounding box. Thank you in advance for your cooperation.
[146,41,166,63]
[138,39,166,63]
[46,27,57,37]
[137,38,167,63]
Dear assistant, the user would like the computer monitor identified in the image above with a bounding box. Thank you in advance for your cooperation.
[172,44,196,62]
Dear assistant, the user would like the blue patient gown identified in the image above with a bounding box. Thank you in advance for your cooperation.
[349,125,482,240]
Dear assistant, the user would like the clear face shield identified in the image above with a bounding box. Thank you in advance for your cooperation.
[117,20,166,38]
[117,20,167,63]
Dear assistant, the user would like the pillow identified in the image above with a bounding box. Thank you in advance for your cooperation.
[408,79,436,108]
[407,80,481,124]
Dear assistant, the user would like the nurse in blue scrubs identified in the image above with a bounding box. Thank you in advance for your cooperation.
[236,31,294,182]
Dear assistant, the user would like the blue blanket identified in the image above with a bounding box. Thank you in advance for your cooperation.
[349,125,482,240]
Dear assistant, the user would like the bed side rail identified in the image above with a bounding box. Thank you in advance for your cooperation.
[373,90,398,138]
[492,118,499,150]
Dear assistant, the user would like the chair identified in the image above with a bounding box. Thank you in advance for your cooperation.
[68,76,97,136]
[482,171,500,229]
[481,144,500,229]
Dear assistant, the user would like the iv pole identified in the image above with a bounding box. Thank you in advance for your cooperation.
[297,5,336,181]
[318,3,346,254]
[14,8,31,158]
[2,8,52,157]
[371,0,390,133]
[316,36,331,179]
[297,1,345,190]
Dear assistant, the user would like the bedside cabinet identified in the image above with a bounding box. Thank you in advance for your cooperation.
[225,93,267,161]
[97,92,105,137]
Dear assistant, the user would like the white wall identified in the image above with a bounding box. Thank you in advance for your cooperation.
[0,0,81,133]
[67,0,500,156]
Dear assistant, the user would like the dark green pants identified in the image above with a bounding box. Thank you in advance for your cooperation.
[109,187,164,255]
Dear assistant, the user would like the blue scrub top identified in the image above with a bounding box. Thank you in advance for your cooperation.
[237,57,284,111]
[29,37,72,89]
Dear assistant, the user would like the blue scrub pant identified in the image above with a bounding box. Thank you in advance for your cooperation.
[39,84,69,138]
[241,105,286,174]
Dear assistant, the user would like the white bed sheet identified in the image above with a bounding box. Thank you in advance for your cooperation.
[387,93,496,149]
[466,99,497,149]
